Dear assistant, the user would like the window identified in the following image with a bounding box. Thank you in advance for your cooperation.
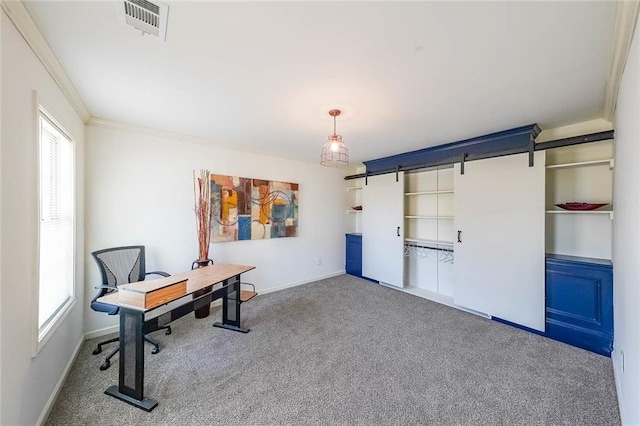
[37,108,75,349]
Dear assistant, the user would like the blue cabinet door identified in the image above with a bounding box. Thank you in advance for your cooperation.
[345,233,362,277]
[545,254,613,356]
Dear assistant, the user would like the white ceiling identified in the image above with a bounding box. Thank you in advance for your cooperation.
[23,1,617,166]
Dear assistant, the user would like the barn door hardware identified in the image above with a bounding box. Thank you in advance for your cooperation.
[529,134,535,167]
[460,153,468,175]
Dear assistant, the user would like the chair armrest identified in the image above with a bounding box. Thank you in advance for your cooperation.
[95,284,118,291]
[146,271,170,278]
[91,284,118,306]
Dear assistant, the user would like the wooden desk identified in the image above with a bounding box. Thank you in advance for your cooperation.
[98,263,255,411]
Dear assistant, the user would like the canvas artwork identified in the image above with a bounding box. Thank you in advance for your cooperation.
[210,174,299,242]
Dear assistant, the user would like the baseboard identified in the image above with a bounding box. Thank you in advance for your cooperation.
[612,350,627,424]
[84,324,119,340]
[256,270,345,296]
[36,335,85,426]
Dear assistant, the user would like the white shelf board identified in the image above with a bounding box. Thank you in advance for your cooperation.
[347,186,363,191]
[546,210,613,220]
[404,190,454,196]
[347,210,362,214]
[546,159,614,170]
[405,215,454,219]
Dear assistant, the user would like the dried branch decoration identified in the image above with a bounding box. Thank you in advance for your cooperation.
[193,169,213,261]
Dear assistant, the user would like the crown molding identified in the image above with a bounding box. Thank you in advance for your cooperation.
[604,1,640,121]
[87,118,359,169]
[87,118,219,146]
[1,0,92,122]
[88,117,278,158]
[87,117,294,158]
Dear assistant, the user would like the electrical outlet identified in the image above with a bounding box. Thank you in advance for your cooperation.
[317,257,322,266]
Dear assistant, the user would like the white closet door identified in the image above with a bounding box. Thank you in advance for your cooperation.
[454,152,545,331]
[362,172,405,287]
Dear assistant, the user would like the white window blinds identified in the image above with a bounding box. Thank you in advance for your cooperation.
[38,112,74,337]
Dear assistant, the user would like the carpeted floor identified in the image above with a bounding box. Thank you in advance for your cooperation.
[45,275,620,425]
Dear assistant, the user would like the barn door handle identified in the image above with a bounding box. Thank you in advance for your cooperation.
[457,230,462,243]
[397,227,400,237]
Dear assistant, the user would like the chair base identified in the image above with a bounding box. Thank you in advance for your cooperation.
[105,385,157,412]
[93,326,171,370]
[93,335,119,355]
[145,336,160,354]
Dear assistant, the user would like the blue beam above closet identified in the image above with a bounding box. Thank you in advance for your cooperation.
[362,124,540,176]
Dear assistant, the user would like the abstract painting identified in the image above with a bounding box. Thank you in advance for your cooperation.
[210,174,299,242]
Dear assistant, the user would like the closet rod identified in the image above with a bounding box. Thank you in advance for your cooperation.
[344,129,615,181]
[404,243,454,253]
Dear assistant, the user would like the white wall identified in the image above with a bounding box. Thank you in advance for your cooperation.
[1,10,85,426]
[612,16,640,426]
[84,123,349,333]
[0,9,4,419]
[0,8,4,419]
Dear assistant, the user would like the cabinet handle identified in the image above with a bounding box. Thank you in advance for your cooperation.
[397,226,400,237]
[457,230,462,243]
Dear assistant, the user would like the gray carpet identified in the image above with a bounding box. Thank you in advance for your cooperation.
[45,275,620,425]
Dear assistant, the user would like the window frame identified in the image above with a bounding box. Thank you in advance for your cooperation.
[33,104,77,357]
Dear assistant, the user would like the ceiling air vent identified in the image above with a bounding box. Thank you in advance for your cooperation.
[120,0,169,41]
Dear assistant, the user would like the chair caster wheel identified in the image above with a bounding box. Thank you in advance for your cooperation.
[151,346,159,355]
[100,361,111,371]
[93,347,102,355]
[165,327,172,335]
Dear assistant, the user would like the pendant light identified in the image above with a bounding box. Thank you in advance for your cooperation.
[320,109,349,167]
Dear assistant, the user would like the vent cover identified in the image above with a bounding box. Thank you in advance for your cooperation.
[120,0,169,40]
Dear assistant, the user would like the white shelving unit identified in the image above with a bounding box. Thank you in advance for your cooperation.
[345,180,363,233]
[545,141,614,259]
[403,166,455,300]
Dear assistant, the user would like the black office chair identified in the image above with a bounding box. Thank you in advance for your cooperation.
[90,245,172,371]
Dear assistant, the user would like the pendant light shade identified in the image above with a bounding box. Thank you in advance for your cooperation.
[320,109,349,167]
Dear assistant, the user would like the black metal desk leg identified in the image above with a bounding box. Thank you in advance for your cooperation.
[213,274,250,333]
[105,307,158,411]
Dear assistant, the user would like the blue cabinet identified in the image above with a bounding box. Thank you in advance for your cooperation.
[345,233,362,277]
[545,254,613,356]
